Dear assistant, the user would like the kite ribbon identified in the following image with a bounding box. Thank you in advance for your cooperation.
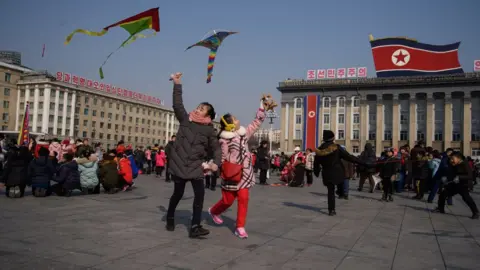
[207,47,218,84]
[65,29,108,45]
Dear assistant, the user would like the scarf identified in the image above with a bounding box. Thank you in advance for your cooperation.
[189,110,212,125]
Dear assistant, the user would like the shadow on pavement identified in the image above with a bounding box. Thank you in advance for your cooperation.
[282,201,328,215]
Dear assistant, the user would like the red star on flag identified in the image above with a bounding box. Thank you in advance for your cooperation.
[395,51,407,64]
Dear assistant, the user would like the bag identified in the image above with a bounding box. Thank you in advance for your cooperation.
[221,161,243,182]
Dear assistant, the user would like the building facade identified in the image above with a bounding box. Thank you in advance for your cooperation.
[0,61,33,131]
[253,128,281,144]
[16,72,182,150]
[277,73,480,157]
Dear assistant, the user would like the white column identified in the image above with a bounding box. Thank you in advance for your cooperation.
[166,112,170,140]
[52,88,60,134]
[69,92,76,137]
[25,86,30,104]
[284,103,289,139]
[42,85,51,134]
[15,86,21,130]
[32,85,40,132]
[61,91,68,136]
[293,98,297,139]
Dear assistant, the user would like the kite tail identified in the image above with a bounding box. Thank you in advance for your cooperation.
[64,29,108,45]
[206,47,218,83]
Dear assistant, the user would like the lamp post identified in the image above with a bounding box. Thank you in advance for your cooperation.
[266,110,278,179]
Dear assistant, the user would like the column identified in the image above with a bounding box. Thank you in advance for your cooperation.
[375,95,384,156]
[287,101,295,151]
[32,85,39,132]
[345,96,352,150]
[426,93,435,147]
[409,95,417,147]
[15,86,21,130]
[318,98,324,143]
[359,95,368,151]
[42,85,51,134]
[392,94,400,150]
[330,98,337,138]
[444,93,453,149]
[280,102,289,151]
[293,98,297,140]
[61,91,68,136]
[165,112,170,140]
[52,88,60,134]
[69,92,76,137]
[463,92,472,155]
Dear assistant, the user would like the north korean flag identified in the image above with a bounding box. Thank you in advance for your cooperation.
[370,37,464,77]
[303,95,320,151]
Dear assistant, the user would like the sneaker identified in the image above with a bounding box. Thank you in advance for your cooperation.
[166,218,175,231]
[382,195,388,201]
[13,186,21,198]
[189,225,210,238]
[388,195,394,202]
[122,185,129,192]
[208,208,223,225]
[328,210,336,216]
[235,227,248,239]
[432,208,445,214]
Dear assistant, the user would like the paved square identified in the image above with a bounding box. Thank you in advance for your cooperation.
[1,175,480,270]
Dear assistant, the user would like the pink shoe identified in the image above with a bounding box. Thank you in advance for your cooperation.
[235,227,248,239]
[208,208,223,225]
[122,185,129,192]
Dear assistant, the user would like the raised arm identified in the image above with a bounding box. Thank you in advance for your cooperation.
[339,147,368,166]
[246,107,266,139]
[172,84,188,123]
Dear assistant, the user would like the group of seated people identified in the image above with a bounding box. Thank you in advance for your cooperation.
[1,140,136,198]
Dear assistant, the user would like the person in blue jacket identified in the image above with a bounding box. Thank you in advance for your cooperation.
[428,148,453,204]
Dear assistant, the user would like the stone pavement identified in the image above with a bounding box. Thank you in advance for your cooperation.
[1,175,480,270]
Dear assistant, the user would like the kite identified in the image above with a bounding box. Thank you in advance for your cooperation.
[42,44,45,57]
[64,7,160,79]
[185,30,237,83]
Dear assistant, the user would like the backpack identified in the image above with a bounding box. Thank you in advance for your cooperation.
[128,155,139,179]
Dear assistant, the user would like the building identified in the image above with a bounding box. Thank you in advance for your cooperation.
[277,73,480,157]
[253,128,281,144]
[0,61,33,131]
[16,71,183,150]
[0,51,22,65]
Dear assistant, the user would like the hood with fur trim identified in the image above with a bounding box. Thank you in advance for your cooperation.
[219,126,246,139]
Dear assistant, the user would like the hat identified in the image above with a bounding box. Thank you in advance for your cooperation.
[294,146,301,151]
[323,130,335,142]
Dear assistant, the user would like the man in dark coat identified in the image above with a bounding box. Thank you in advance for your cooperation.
[28,147,56,197]
[314,130,369,216]
[51,153,81,196]
[164,135,176,182]
[256,141,270,185]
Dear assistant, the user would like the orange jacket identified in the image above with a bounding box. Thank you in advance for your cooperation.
[116,145,126,154]
[118,157,133,184]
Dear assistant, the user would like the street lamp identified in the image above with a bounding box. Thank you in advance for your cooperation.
[266,110,278,180]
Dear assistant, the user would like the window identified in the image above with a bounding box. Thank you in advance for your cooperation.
[400,131,408,141]
[108,113,112,119]
[472,148,480,157]
[353,130,360,140]
[83,108,89,115]
[352,146,359,154]
[49,115,54,122]
[400,114,408,124]
[4,73,11,82]
[92,121,96,127]
[435,132,443,141]
[323,98,330,108]
[353,114,360,124]
[338,98,345,107]
[93,98,97,105]
[369,114,376,122]
[3,88,10,96]
[452,132,461,141]
[384,130,392,140]
[338,130,345,139]
[2,101,9,109]
[100,111,105,118]
[100,122,104,128]
[417,131,425,141]
[338,114,345,124]
[108,123,112,129]
[353,97,360,107]
[295,129,301,139]
[109,102,112,108]
[83,120,88,126]
[84,97,89,104]
[296,98,302,108]
[2,113,8,121]
[323,114,330,124]
[92,110,97,116]
[295,115,302,124]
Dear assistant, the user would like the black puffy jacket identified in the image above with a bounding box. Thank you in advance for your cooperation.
[28,156,56,188]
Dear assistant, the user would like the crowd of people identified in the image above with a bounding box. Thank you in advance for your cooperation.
[1,71,479,241]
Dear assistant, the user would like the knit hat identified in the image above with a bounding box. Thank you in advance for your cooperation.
[294,146,301,152]
[323,130,335,142]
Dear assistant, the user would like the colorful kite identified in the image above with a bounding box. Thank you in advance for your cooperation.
[64,8,160,79]
[185,30,237,83]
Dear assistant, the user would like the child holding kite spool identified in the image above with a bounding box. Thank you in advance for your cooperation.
[165,72,221,239]
[208,95,277,239]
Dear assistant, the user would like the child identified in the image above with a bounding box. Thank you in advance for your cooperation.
[378,148,399,202]
[99,152,120,194]
[155,147,166,177]
[304,148,315,186]
[77,150,100,194]
[145,147,152,174]
[117,152,133,191]
[289,157,305,187]
[280,161,294,184]
[165,72,221,238]
[51,153,81,197]
[28,147,56,197]
[209,95,274,239]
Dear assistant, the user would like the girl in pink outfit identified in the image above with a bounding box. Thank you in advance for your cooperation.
[155,147,166,177]
[49,138,63,160]
[209,100,267,239]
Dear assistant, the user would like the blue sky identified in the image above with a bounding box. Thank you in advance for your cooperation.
[1,0,479,128]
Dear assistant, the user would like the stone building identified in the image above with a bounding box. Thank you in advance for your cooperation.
[277,73,480,157]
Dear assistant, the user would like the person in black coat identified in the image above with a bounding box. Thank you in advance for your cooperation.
[412,150,430,200]
[378,148,399,202]
[357,143,377,192]
[1,146,31,198]
[28,147,56,197]
[435,152,479,219]
[314,130,370,216]
[51,153,81,197]
[256,141,270,185]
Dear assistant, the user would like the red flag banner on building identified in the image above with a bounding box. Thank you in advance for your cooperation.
[17,103,30,146]
[303,95,320,150]
[369,36,464,77]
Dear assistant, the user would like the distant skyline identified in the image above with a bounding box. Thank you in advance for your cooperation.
[1,0,479,128]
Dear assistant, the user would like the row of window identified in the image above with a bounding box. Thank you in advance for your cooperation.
[3,88,10,96]
[294,97,361,108]
[295,113,360,124]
